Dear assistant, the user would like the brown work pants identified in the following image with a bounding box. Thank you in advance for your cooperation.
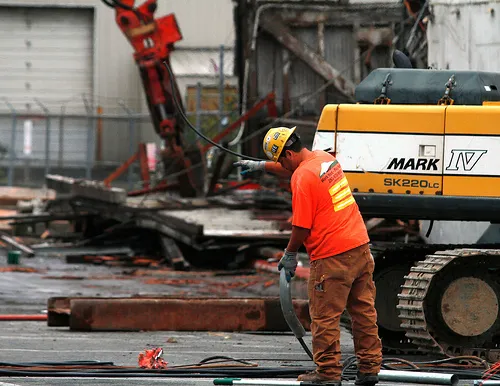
[308,243,382,378]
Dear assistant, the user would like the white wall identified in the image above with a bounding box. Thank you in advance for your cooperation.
[427,0,500,71]
[156,0,235,48]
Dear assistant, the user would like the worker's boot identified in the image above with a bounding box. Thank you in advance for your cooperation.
[297,370,341,385]
[355,371,379,386]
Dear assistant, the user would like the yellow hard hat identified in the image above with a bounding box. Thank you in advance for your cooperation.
[262,126,297,162]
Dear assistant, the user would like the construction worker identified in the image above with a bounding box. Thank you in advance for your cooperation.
[234,127,382,386]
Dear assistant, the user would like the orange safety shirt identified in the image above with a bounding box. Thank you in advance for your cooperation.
[291,150,369,261]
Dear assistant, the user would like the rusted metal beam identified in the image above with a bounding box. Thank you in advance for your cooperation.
[276,5,404,27]
[103,152,138,187]
[46,174,127,204]
[68,297,311,332]
[201,92,277,154]
[159,236,190,270]
[127,182,176,197]
[260,14,356,100]
[48,296,74,326]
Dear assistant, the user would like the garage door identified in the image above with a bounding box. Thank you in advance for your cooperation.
[0,6,94,165]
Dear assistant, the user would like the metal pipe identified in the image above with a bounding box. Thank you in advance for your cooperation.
[196,82,202,138]
[119,101,136,191]
[379,369,459,385]
[214,371,459,385]
[34,98,50,176]
[58,105,66,168]
[83,94,94,179]
[3,98,17,187]
[0,234,35,257]
[219,44,225,133]
[475,381,500,386]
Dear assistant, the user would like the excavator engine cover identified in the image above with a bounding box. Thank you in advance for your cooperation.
[355,68,500,105]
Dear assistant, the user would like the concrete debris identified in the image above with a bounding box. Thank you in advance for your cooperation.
[2,174,295,271]
[46,174,127,204]
[0,174,421,275]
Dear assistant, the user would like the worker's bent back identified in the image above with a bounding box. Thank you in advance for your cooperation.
[290,150,369,261]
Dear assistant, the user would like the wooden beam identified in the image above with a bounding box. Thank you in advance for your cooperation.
[260,13,356,100]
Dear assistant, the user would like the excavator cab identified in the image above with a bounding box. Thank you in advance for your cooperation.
[312,50,500,216]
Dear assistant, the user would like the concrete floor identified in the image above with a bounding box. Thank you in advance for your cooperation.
[0,253,484,385]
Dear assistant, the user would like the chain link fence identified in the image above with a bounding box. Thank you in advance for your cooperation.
[0,84,240,190]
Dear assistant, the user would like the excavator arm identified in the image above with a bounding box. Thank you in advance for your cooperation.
[102,0,203,197]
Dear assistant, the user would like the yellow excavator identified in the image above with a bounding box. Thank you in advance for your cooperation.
[311,50,500,362]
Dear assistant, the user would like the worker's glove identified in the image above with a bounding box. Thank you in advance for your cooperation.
[278,249,298,282]
[233,160,266,175]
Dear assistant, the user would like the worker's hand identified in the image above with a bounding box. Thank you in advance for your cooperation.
[278,249,298,282]
[233,160,266,175]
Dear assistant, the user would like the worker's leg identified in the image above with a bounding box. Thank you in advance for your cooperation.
[307,254,353,378]
[346,245,383,375]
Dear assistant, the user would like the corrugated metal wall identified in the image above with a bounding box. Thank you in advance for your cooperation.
[0,0,236,165]
[254,23,391,147]
[257,26,358,117]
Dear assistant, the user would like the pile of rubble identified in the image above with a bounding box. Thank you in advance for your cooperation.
[0,174,423,272]
[0,175,295,271]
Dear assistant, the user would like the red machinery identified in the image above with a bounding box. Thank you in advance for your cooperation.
[102,0,278,197]
[102,0,202,197]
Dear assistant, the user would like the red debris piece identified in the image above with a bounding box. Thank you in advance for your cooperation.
[0,266,40,273]
[263,279,276,288]
[137,347,168,369]
[132,258,159,267]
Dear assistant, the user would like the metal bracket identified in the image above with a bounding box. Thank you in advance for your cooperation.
[374,73,392,104]
[438,74,456,105]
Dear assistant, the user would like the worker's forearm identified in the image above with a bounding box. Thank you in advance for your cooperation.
[264,162,292,178]
[286,225,310,252]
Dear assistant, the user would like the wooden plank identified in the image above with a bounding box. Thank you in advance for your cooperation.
[260,14,356,100]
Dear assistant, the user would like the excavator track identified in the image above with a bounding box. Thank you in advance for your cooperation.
[398,248,500,362]
[340,243,500,356]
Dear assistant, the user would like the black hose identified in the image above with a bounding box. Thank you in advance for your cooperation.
[162,60,265,162]
[0,366,316,378]
[298,337,313,361]
[425,219,434,237]
[195,356,255,366]
[110,0,135,10]
[0,357,494,380]
[101,0,116,8]
[0,361,114,367]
